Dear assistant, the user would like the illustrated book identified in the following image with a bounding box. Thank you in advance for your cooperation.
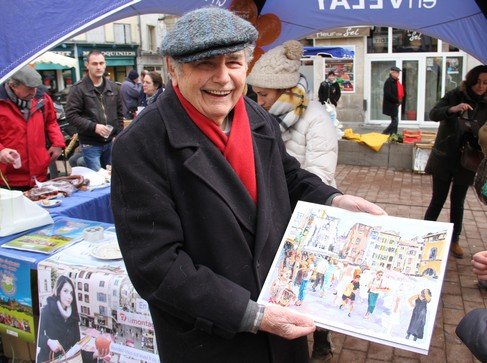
[257,201,453,355]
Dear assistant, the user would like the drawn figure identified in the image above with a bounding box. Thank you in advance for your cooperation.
[406,288,432,341]
[364,270,389,319]
[339,270,361,317]
[296,263,312,306]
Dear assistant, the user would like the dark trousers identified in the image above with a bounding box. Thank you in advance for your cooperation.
[424,174,470,242]
[382,114,398,135]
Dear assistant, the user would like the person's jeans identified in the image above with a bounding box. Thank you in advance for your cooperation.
[80,143,112,171]
[424,174,470,242]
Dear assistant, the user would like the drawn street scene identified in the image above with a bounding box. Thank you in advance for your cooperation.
[258,201,453,355]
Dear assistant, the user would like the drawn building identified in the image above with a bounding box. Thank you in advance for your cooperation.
[341,223,375,264]
[418,230,448,278]
[369,230,400,269]
[393,238,423,275]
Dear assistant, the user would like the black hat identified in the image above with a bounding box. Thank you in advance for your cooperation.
[390,66,401,72]
[128,70,139,81]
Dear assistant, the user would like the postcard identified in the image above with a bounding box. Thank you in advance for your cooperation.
[258,201,453,355]
[2,219,101,254]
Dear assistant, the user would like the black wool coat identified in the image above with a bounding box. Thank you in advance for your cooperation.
[425,85,487,185]
[382,75,401,117]
[111,84,340,363]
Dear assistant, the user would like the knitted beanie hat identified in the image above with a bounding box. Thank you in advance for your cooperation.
[247,40,303,89]
[160,7,258,63]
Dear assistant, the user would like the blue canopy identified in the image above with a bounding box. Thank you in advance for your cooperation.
[0,0,485,83]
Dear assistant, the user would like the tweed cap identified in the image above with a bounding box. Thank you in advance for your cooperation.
[160,7,258,63]
[391,66,401,72]
[10,66,42,87]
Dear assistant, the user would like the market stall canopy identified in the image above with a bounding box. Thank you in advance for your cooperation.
[0,0,485,84]
[31,52,78,71]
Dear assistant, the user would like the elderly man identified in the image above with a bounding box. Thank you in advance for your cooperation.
[0,66,65,190]
[65,51,123,171]
[382,66,404,135]
[111,8,386,363]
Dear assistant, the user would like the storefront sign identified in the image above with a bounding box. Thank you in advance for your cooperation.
[315,26,370,38]
[81,50,136,57]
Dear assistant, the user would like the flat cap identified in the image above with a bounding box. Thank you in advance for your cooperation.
[160,7,258,63]
[390,66,401,72]
[11,66,42,87]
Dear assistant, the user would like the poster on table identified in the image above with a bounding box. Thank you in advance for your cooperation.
[37,229,159,362]
[258,201,453,355]
[0,255,35,343]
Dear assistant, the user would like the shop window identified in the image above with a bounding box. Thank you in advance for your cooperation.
[392,29,437,53]
[445,56,463,93]
[114,23,131,44]
[367,26,388,53]
[148,25,157,51]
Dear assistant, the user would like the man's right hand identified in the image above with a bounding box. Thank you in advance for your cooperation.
[95,124,112,139]
[0,148,20,164]
[259,304,315,339]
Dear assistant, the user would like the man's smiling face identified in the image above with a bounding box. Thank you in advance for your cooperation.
[168,51,248,126]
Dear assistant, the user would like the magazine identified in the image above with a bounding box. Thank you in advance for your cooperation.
[2,219,102,254]
[257,201,453,355]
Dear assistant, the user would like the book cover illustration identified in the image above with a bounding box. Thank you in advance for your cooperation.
[36,233,158,362]
[258,201,453,355]
[2,219,101,254]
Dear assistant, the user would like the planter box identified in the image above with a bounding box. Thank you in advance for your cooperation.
[338,139,413,171]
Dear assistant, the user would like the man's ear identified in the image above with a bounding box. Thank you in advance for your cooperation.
[166,57,177,86]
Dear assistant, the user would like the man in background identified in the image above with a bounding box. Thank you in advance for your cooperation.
[120,69,141,119]
[65,51,123,171]
[0,66,64,190]
[382,66,404,135]
[318,70,341,107]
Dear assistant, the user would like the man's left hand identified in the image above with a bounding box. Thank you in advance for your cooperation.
[48,146,63,162]
[332,195,386,216]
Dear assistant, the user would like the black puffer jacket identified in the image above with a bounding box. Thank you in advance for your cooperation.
[65,76,123,145]
[425,84,487,184]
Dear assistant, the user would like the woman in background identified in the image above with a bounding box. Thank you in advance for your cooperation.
[246,40,338,187]
[141,71,164,106]
[424,65,487,258]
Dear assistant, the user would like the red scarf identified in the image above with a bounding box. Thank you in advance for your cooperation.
[396,80,404,102]
[174,85,257,203]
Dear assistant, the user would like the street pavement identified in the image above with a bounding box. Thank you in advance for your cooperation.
[307,164,487,363]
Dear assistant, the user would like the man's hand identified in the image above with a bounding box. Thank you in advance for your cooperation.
[95,124,113,139]
[472,251,487,281]
[48,146,63,162]
[332,195,387,216]
[260,304,315,339]
[0,148,20,164]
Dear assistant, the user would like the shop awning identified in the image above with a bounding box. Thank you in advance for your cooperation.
[31,51,77,70]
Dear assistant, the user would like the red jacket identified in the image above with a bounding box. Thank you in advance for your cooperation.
[0,86,65,187]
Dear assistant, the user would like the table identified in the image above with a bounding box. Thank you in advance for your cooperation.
[0,215,159,361]
[48,186,113,223]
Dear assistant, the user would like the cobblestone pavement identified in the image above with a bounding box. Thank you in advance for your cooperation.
[307,164,487,363]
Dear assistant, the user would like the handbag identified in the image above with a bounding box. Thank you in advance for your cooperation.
[455,308,487,362]
[474,158,487,205]
[460,142,484,172]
